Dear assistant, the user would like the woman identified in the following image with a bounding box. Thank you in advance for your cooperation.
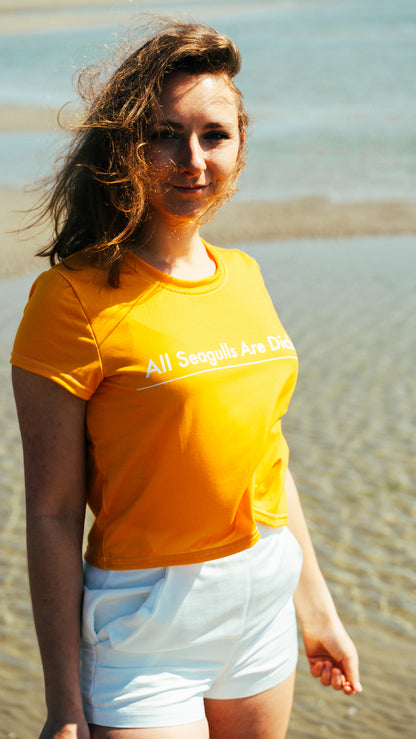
[11,20,361,739]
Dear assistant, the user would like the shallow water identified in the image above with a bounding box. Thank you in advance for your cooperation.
[1,235,415,737]
[1,0,416,200]
[251,235,416,737]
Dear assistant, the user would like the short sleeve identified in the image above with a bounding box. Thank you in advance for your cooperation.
[11,269,103,399]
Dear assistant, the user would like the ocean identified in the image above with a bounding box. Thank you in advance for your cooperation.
[1,0,415,201]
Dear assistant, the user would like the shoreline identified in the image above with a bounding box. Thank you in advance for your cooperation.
[203,196,416,244]
[0,0,211,35]
[2,186,416,280]
[0,105,60,131]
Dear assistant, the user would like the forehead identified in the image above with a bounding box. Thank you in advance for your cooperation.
[158,72,239,120]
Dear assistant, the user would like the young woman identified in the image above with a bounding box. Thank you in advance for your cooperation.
[11,20,361,739]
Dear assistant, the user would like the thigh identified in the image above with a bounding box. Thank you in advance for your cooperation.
[90,718,209,739]
[204,669,296,739]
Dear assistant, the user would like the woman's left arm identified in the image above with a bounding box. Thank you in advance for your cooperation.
[286,467,362,695]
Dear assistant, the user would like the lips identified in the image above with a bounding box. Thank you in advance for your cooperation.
[171,184,208,193]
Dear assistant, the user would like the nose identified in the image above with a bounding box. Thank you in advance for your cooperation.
[178,134,206,175]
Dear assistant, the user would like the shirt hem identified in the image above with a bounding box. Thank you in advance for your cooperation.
[84,530,261,570]
[253,509,289,527]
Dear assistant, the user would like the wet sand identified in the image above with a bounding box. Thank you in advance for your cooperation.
[0,0,156,34]
[1,234,415,738]
[2,98,416,278]
[0,0,242,34]
[2,185,416,280]
[0,106,58,132]
[1,2,415,735]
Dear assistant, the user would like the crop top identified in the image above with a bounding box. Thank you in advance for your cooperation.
[11,243,298,569]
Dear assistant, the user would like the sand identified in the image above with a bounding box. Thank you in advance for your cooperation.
[1,236,416,739]
[2,170,416,739]
[2,184,416,279]
[1,2,415,736]
[0,106,59,132]
[2,99,416,280]
[0,0,224,34]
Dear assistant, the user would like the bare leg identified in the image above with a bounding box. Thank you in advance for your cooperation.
[204,670,296,739]
[90,719,209,739]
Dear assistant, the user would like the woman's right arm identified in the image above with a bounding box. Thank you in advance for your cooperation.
[12,366,91,739]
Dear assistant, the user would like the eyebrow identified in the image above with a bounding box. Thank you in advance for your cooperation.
[158,119,235,131]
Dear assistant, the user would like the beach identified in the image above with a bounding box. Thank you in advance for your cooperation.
[3,182,416,280]
[1,1,416,737]
[1,235,416,739]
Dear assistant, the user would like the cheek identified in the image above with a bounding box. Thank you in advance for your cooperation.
[212,146,240,179]
[146,147,175,175]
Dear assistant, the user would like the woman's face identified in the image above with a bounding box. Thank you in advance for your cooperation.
[145,72,242,225]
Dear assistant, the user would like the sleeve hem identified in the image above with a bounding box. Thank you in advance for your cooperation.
[56,270,104,384]
[10,353,93,400]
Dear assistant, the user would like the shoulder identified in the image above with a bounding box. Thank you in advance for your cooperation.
[29,253,103,292]
[26,255,117,324]
[13,257,106,398]
[17,256,112,352]
[24,254,152,351]
[205,243,262,275]
[49,254,108,293]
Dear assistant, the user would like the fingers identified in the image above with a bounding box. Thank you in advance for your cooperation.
[311,660,342,689]
[310,660,362,694]
[341,647,363,695]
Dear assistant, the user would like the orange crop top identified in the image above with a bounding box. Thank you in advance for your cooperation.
[11,243,298,569]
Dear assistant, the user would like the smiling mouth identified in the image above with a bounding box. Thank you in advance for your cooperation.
[171,184,208,193]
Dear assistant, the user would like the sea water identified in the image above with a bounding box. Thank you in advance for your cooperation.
[1,3,416,736]
[0,0,415,201]
[1,233,416,738]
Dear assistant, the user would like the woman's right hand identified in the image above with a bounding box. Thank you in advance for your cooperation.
[39,717,90,739]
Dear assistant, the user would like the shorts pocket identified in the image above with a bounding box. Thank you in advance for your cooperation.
[82,567,167,648]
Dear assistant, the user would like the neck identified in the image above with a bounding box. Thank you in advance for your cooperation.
[134,217,216,280]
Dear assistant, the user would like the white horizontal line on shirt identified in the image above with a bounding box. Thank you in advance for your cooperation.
[136,355,297,392]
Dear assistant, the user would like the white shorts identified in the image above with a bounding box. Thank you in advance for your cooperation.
[80,524,303,729]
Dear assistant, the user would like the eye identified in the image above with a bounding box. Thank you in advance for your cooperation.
[204,131,230,141]
[149,129,176,142]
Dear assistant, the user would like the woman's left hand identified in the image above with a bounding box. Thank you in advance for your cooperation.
[301,615,362,695]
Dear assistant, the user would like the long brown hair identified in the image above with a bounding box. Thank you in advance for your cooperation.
[32,19,248,286]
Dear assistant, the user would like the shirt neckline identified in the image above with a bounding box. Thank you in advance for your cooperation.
[124,240,227,295]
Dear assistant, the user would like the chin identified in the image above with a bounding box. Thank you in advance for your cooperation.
[160,200,213,222]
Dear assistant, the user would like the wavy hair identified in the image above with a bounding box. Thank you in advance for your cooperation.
[32,19,248,286]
